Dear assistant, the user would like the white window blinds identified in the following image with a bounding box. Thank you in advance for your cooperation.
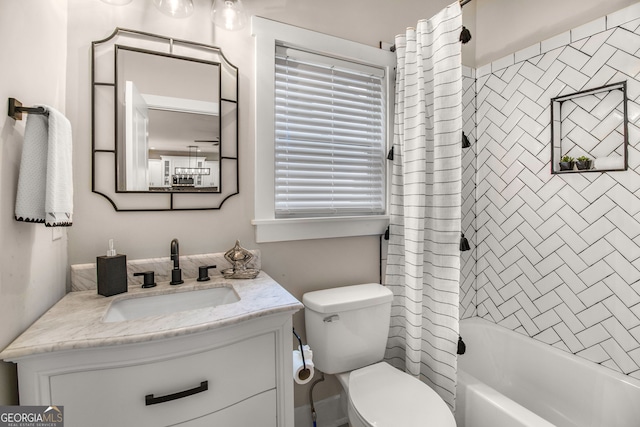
[274,45,386,217]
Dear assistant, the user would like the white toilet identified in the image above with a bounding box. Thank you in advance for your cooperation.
[303,283,456,427]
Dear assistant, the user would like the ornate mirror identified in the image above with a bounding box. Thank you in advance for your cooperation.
[92,28,238,211]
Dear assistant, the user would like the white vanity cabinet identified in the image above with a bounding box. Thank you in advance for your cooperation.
[13,313,295,427]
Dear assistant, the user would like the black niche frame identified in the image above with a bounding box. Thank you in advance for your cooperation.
[550,81,628,175]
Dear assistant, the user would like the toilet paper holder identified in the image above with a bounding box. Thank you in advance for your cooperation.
[292,328,308,370]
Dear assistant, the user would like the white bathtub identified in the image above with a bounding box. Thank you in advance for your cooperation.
[455,317,640,427]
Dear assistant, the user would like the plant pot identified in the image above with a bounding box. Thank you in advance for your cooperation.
[559,161,574,171]
[576,160,592,170]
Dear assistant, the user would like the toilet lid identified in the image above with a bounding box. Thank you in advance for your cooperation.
[348,362,456,427]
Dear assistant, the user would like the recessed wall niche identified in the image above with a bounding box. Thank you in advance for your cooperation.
[551,81,628,174]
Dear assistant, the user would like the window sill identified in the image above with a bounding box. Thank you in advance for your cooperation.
[251,216,389,243]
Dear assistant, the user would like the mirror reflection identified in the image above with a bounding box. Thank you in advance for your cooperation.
[116,47,221,192]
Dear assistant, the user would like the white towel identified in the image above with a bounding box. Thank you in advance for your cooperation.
[15,105,73,227]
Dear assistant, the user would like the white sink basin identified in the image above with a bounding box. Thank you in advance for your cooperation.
[103,286,240,322]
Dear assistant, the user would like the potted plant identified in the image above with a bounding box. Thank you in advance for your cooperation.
[576,155,592,170]
[559,155,575,171]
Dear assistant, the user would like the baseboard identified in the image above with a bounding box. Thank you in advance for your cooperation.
[295,393,348,427]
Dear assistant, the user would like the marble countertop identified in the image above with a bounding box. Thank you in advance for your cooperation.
[0,272,302,361]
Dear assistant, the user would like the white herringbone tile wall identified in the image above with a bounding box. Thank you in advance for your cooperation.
[461,66,477,320]
[474,8,640,379]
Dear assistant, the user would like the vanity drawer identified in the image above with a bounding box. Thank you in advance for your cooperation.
[177,389,276,426]
[50,332,276,427]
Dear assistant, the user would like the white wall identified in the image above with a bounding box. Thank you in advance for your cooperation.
[474,0,638,66]
[0,1,68,404]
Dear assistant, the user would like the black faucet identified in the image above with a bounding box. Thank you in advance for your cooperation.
[134,271,156,288]
[170,238,184,285]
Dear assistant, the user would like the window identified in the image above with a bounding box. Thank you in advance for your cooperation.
[275,45,386,217]
[252,17,395,242]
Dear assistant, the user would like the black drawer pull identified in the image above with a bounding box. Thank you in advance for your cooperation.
[145,380,208,406]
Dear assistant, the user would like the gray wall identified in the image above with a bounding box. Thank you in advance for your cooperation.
[0,0,68,404]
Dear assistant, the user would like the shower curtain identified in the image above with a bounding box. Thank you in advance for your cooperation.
[384,2,462,410]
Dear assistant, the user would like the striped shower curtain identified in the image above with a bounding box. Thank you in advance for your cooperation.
[384,2,462,410]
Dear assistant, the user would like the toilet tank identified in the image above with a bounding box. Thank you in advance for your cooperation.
[303,284,393,374]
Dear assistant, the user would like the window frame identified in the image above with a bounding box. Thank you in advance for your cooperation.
[251,16,394,243]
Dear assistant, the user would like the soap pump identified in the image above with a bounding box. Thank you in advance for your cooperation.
[96,239,128,297]
[107,239,116,257]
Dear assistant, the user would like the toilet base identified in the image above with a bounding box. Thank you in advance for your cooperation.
[332,362,456,427]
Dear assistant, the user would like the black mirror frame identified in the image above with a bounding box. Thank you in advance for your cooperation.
[91,28,239,211]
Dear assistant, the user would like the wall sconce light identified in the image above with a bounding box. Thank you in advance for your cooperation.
[153,0,194,18]
[211,0,247,31]
[100,0,133,5]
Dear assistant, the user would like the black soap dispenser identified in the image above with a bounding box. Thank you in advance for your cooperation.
[97,239,128,297]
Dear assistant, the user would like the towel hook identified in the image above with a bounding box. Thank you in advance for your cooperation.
[8,98,48,121]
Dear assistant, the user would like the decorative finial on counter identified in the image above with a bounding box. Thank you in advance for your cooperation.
[222,240,260,279]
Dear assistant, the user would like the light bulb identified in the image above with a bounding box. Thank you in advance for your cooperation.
[211,0,247,31]
[153,0,194,18]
